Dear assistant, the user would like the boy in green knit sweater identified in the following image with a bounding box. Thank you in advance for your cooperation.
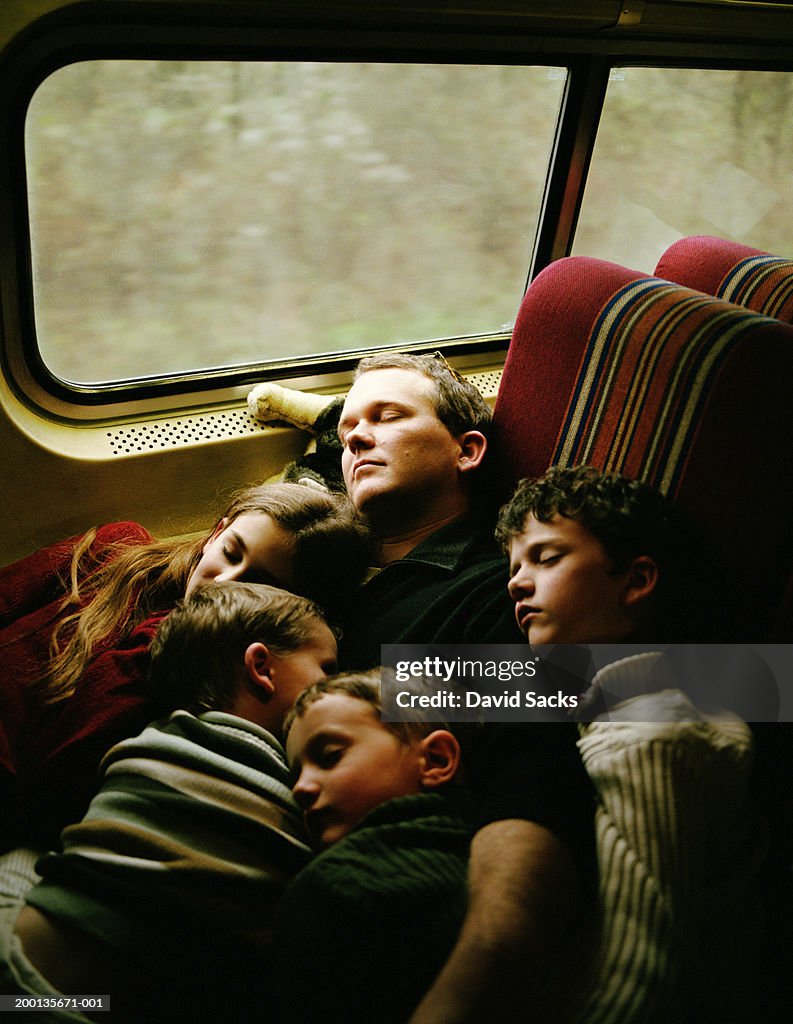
[276,670,470,1024]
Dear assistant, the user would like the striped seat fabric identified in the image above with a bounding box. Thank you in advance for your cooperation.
[492,256,793,639]
[655,235,793,322]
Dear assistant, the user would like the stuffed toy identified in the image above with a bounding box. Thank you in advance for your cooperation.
[247,381,346,493]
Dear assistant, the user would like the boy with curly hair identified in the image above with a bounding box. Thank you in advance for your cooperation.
[496,466,770,1024]
[495,464,707,647]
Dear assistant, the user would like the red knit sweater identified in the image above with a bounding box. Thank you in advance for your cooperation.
[0,523,166,850]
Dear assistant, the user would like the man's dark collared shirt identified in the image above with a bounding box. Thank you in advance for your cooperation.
[340,516,523,671]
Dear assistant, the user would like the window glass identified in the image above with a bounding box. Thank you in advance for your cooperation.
[574,67,793,272]
[26,60,566,385]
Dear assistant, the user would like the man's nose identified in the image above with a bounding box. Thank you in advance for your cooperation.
[345,421,375,452]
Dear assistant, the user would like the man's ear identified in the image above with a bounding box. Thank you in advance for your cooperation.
[622,555,659,608]
[243,641,275,700]
[457,430,487,474]
[418,730,461,789]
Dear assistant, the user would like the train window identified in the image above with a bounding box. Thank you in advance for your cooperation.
[25,60,566,388]
[573,67,793,272]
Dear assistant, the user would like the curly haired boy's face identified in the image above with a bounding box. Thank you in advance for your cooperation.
[507,513,637,645]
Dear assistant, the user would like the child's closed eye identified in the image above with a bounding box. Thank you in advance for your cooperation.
[222,544,242,564]
[316,745,344,769]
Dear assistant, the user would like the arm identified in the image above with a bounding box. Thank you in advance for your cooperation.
[0,535,78,627]
[408,818,581,1024]
[0,522,152,628]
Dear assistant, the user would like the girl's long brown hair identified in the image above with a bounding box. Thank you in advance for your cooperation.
[39,482,371,707]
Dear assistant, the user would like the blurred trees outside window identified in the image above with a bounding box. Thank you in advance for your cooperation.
[574,68,793,272]
[26,61,565,383]
[29,62,790,387]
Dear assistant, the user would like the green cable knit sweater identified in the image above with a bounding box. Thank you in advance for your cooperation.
[275,789,473,1024]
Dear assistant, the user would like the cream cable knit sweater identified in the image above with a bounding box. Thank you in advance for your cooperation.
[572,654,766,1024]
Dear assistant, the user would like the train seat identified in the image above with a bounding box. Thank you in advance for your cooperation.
[491,255,793,639]
[655,235,793,322]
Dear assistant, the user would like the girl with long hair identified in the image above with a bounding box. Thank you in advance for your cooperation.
[0,482,371,850]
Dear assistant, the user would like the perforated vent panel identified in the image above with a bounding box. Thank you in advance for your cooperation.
[105,369,502,456]
[107,409,268,455]
[467,369,502,399]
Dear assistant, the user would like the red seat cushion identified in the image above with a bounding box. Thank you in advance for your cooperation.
[655,236,793,323]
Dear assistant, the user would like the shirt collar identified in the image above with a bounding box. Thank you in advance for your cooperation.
[397,516,484,573]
